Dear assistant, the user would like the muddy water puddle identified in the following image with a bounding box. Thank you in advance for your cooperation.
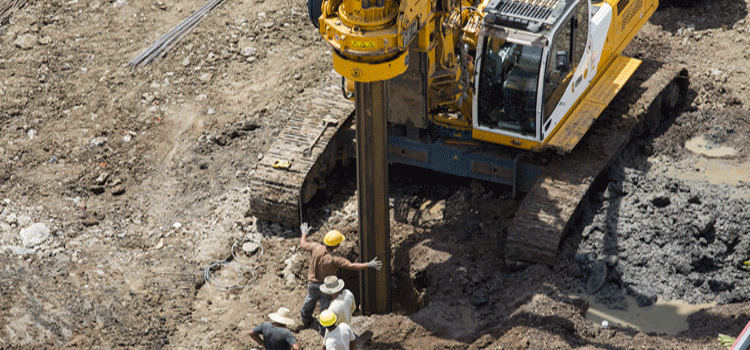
[685,135,739,158]
[648,135,750,198]
[581,294,716,335]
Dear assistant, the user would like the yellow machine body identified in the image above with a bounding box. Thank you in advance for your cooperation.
[317,0,658,153]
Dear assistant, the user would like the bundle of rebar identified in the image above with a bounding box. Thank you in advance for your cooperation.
[1,0,27,24]
[128,0,230,67]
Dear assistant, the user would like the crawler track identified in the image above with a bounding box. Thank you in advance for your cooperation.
[248,72,354,225]
[506,62,689,265]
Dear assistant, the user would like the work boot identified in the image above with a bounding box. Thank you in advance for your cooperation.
[301,318,312,329]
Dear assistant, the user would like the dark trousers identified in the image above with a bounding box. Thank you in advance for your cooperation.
[300,282,332,325]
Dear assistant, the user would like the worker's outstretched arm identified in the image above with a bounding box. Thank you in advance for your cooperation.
[348,256,383,271]
[300,222,310,246]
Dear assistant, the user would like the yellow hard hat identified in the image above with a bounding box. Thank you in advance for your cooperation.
[323,230,345,247]
[319,310,337,328]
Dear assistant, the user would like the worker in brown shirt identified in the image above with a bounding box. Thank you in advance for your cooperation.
[298,223,382,329]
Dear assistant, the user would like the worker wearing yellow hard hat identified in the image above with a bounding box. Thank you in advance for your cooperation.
[319,309,337,328]
[299,223,383,330]
[320,310,356,350]
[324,230,345,247]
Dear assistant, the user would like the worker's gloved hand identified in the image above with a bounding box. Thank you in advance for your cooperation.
[300,222,309,236]
[367,257,383,271]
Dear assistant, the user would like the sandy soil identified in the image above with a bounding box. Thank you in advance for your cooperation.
[2,0,750,349]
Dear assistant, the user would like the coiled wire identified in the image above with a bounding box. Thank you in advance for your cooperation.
[204,237,263,290]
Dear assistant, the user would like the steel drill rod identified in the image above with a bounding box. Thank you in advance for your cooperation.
[356,81,392,315]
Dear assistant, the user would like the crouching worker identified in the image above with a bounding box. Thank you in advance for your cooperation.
[320,310,356,350]
[249,307,301,350]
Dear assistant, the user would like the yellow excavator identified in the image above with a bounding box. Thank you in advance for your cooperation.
[249,0,687,313]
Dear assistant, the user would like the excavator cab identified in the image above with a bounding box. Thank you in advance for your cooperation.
[476,38,543,138]
[473,0,588,150]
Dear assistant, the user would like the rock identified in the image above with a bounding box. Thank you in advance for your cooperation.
[5,213,17,225]
[90,137,108,147]
[0,222,10,235]
[1,245,35,256]
[17,215,32,227]
[81,215,99,227]
[14,34,38,49]
[20,223,50,248]
[282,253,299,287]
[95,172,109,184]
[240,46,257,57]
[110,184,126,195]
[199,73,213,83]
[242,241,260,254]
[695,214,715,236]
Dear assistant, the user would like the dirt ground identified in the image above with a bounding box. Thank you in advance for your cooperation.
[2,0,750,349]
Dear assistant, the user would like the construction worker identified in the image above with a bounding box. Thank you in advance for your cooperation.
[249,307,301,350]
[299,223,382,329]
[320,310,356,350]
[320,275,355,328]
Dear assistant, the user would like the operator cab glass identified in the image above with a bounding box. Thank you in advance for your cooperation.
[476,38,542,138]
[473,0,588,148]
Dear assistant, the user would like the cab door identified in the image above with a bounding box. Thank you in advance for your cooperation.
[541,1,590,141]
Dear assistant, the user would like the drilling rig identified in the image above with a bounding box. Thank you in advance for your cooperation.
[249,0,687,313]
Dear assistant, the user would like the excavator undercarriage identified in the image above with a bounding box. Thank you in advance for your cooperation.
[248,63,688,262]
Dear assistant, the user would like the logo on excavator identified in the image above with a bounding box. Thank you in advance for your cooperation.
[352,41,376,49]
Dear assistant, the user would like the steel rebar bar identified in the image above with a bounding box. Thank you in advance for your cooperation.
[128,0,230,67]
